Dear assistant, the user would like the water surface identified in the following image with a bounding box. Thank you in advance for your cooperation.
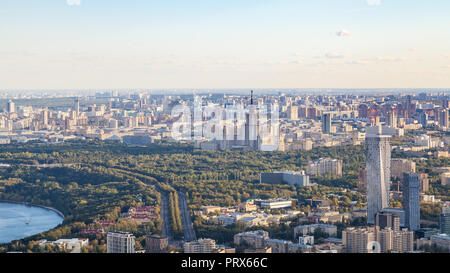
[0,202,64,244]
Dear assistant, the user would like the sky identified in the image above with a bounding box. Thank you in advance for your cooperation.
[0,0,449,90]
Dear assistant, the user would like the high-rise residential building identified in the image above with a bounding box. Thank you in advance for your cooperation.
[358,104,369,119]
[322,113,332,134]
[107,231,136,253]
[184,238,217,253]
[391,228,414,253]
[306,158,343,177]
[366,126,391,225]
[145,235,168,253]
[418,112,428,127]
[391,159,416,179]
[288,105,298,120]
[342,226,413,253]
[307,107,318,119]
[342,226,378,253]
[375,211,400,232]
[387,112,397,128]
[402,173,420,231]
[75,99,80,116]
[439,109,449,128]
[418,173,429,193]
[41,110,49,126]
[377,228,393,253]
[7,100,15,114]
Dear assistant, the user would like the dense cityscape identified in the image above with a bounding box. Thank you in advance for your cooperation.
[0,90,448,254]
[1,2,450,271]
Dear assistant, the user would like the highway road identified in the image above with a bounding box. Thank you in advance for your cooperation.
[160,193,174,243]
[178,192,197,242]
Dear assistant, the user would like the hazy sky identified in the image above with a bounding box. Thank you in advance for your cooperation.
[1,0,449,90]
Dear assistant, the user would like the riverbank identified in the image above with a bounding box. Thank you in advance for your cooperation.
[0,200,65,219]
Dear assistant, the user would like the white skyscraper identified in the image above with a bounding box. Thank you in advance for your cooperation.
[366,125,391,225]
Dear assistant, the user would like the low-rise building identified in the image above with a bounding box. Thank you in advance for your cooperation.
[430,234,450,252]
[145,235,168,253]
[234,230,269,249]
[294,224,338,238]
[255,199,293,210]
[260,171,311,186]
[184,238,217,253]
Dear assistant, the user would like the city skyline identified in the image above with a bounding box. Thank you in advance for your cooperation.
[1,0,450,90]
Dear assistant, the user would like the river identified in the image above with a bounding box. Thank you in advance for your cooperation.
[0,202,64,244]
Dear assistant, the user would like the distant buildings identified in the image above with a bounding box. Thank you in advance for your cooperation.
[107,231,136,253]
[438,109,449,129]
[288,105,298,120]
[402,173,420,231]
[366,126,391,225]
[7,100,15,114]
[441,173,450,186]
[391,159,416,179]
[234,230,336,253]
[294,224,338,238]
[322,113,332,134]
[39,238,89,253]
[418,173,430,192]
[306,158,343,177]
[259,171,311,187]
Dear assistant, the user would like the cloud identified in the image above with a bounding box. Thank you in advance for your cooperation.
[325,52,347,59]
[366,0,381,6]
[409,48,419,52]
[364,56,405,62]
[67,0,81,6]
[346,60,367,65]
[336,29,352,37]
